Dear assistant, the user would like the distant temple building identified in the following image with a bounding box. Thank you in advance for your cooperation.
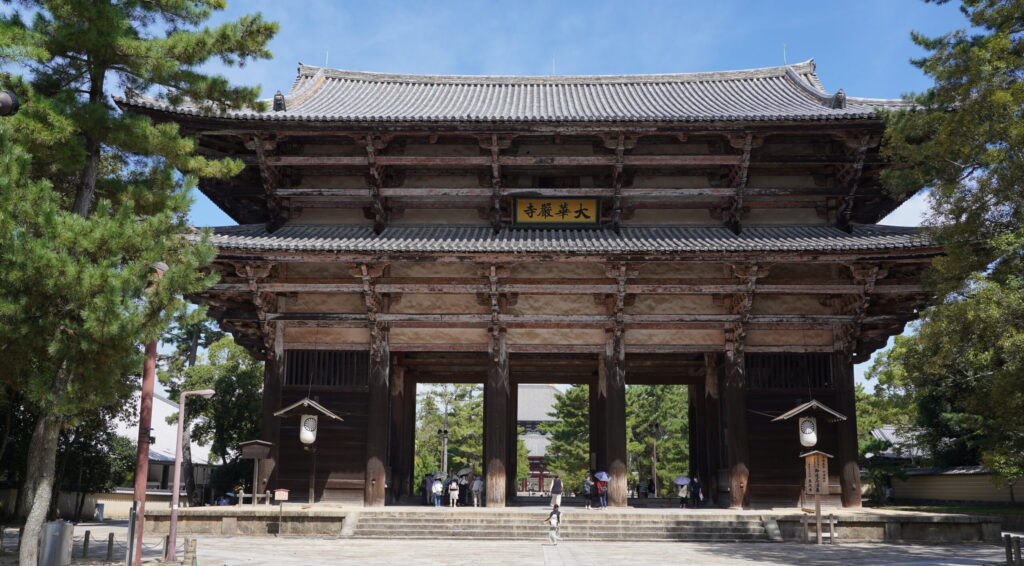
[517,384,559,493]
[123,60,937,508]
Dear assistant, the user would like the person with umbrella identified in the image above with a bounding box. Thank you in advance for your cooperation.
[595,471,610,509]
[674,476,690,509]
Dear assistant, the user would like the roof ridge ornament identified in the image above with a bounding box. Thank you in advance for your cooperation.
[272,91,285,112]
[827,89,847,109]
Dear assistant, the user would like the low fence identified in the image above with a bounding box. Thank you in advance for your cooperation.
[0,525,197,565]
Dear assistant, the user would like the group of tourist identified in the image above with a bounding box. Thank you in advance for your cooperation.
[423,472,483,507]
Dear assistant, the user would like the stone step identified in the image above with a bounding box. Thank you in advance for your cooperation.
[356,519,764,529]
[354,523,765,533]
[351,533,770,542]
[356,517,764,526]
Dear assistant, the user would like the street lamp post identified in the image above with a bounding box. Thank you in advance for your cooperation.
[165,389,215,563]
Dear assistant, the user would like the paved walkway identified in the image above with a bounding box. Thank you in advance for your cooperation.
[193,537,1005,566]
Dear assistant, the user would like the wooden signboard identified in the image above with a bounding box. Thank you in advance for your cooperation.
[804,451,830,495]
[514,198,599,225]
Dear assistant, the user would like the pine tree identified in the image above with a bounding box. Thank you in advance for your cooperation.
[541,385,590,492]
[0,3,276,562]
[160,316,225,505]
[878,0,1024,490]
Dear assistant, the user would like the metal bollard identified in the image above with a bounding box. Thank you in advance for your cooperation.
[106,532,114,561]
[82,530,90,558]
[1013,535,1022,566]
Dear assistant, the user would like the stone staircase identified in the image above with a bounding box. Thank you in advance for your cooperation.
[349,509,773,542]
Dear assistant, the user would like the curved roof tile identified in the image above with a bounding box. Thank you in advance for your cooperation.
[119,60,909,124]
[199,224,931,254]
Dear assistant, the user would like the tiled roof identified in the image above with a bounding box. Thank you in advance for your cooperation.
[200,223,931,254]
[517,384,560,422]
[120,60,908,123]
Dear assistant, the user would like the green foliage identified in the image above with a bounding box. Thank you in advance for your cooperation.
[413,384,482,491]
[177,337,263,464]
[541,385,590,492]
[626,385,689,495]
[882,0,1024,291]
[876,0,1024,480]
[982,449,1023,503]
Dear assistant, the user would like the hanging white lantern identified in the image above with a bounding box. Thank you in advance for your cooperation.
[300,414,318,445]
[799,416,817,448]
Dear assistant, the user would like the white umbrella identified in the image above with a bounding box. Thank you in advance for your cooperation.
[673,476,691,486]
[456,467,473,476]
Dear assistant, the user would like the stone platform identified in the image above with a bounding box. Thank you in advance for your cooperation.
[144,504,1003,544]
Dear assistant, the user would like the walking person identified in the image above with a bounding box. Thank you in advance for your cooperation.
[647,478,656,499]
[423,474,433,506]
[678,480,690,508]
[550,474,563,507]
[471,476,483,507]
[541,504,562,545]
[582,475,594,510]
[596,477,608,509]
[690,476,703,508]
[431,477,443,507]
[448,476,460,507]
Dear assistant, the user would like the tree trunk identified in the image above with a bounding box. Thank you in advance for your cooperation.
[181,426,199,506]
[71,70,104,217]
[19,412,62,566]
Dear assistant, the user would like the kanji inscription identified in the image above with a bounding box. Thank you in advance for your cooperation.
[515,198,599,225]
[804,452,830,495]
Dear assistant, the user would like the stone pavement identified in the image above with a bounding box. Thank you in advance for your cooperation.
[193,537,1005,566]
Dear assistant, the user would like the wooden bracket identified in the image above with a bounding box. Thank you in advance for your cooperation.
[364,135,392,234]
[723,133,759,235]
[250,135,289,232]
[835,133,878,232]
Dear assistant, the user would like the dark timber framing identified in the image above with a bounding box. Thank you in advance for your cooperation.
[142,61,937,509]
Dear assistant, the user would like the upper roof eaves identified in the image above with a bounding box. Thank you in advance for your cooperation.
[119,59,909,124]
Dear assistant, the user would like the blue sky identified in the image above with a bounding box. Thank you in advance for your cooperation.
[186,0,964,383]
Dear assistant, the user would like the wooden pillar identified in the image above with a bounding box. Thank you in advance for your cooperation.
[258,324,284,493]
[689,383,705,480]
[402,375,417,499]
[506,382,519,502]
[484,330,510,507]
[365,329,390,507]
[589,379,605,473]
[724,344,749,509]
[704,355,722,501]
[601,333,628,507]
[388,363,407,502]
[833,354,863,507]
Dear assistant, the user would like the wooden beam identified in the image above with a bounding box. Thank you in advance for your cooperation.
[836,133,874,231]
[275,186,858,198]
[211,280,924,296]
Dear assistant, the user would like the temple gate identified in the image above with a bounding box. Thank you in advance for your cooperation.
[124,60,938,508]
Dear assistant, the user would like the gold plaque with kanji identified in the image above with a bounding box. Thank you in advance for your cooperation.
[514,198,599,225]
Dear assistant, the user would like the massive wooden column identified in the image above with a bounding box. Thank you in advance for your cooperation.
[507,382,519,501]
[589,380,605,473]
[484,330,511,507]
[258,322,284,492]
[364,329,390,507]
[833,354,863,507]
[704,354,722,501]
[388,363,409,502]
[600,333,628,507]
[689,383,706,481]
[724,344,749,509]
